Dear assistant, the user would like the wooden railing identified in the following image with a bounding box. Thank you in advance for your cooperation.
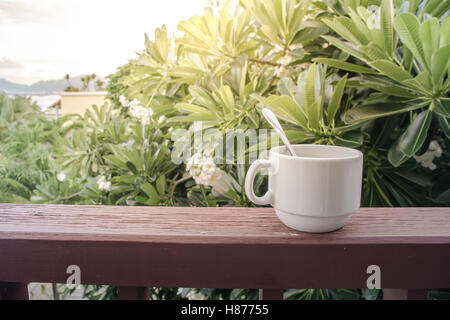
[0,204,449,300]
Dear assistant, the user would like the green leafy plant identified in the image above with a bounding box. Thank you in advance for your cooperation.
[316,0,449,165]
[0,94,59,203]
[257,63,364,146]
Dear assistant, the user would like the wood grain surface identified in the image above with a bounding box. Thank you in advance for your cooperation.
[0,204,449,244]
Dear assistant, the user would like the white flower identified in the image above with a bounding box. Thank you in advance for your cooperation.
[418,153,437,170]
[122,96,154,123]
[423,13,433,21]
[158,116,166,124]
[273,44,284,53]
[153,129,162,138]
[129,103,154,125]
[130,98,141,107]
[129,105,141,117]
[119,95,129,107]
[187,153,222,187]
[428,140,442,158]
[195,169,222,186]
[275,55,293,78]
[56,172,66,182]
[275,65,289,78]
[186,153,203,177]
[289,44,303,51]
[186,290,207,300]
[414,140,442,171]
[278,55,293,66]
[119,139,134,151]
[414,152,436,170]
[97,176,112,191]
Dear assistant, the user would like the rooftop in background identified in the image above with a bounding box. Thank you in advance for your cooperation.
[48,91,109,117]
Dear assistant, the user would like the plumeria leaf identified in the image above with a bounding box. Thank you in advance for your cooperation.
[292,26,329,44]
[327,74,347,124]
[175,103,218,121]
[438,114,450,139]
[262,95,308,129]
[321,35,366,61]
[277,77,296,96]
[304,63,317,108]
[419,18,440,68]
[360,43,390,61]
[399,109,432,157]
[433,99,450,118]
[156,175,166,196]
[313,58,378,74]
[394,12,428,70]
[304,63,319,130]
[440,16,450,48]
[388,109,432,167]
[430,44,450,87]
[343,101,424,123]
[335,131,363,147]
[388,139,410,167]
[370,60,413,83]
[346,78,415,98]
[380,0,394,57]
[140,182,159,205]
[431,173,450,204]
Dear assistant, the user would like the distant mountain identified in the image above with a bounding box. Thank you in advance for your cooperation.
[0,75,107,95]
[0,78,29,93]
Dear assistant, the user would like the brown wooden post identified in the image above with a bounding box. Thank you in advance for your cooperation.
[0,282,29,300]
[383,289,428,300]
[259,289,283,300]
[116,286,149,300]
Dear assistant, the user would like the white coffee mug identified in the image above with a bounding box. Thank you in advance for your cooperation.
[245,144,363,233]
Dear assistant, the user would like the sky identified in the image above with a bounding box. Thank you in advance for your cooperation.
[0,0,206,84]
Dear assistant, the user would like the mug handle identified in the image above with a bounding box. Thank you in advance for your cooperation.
[245,159,273,205]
